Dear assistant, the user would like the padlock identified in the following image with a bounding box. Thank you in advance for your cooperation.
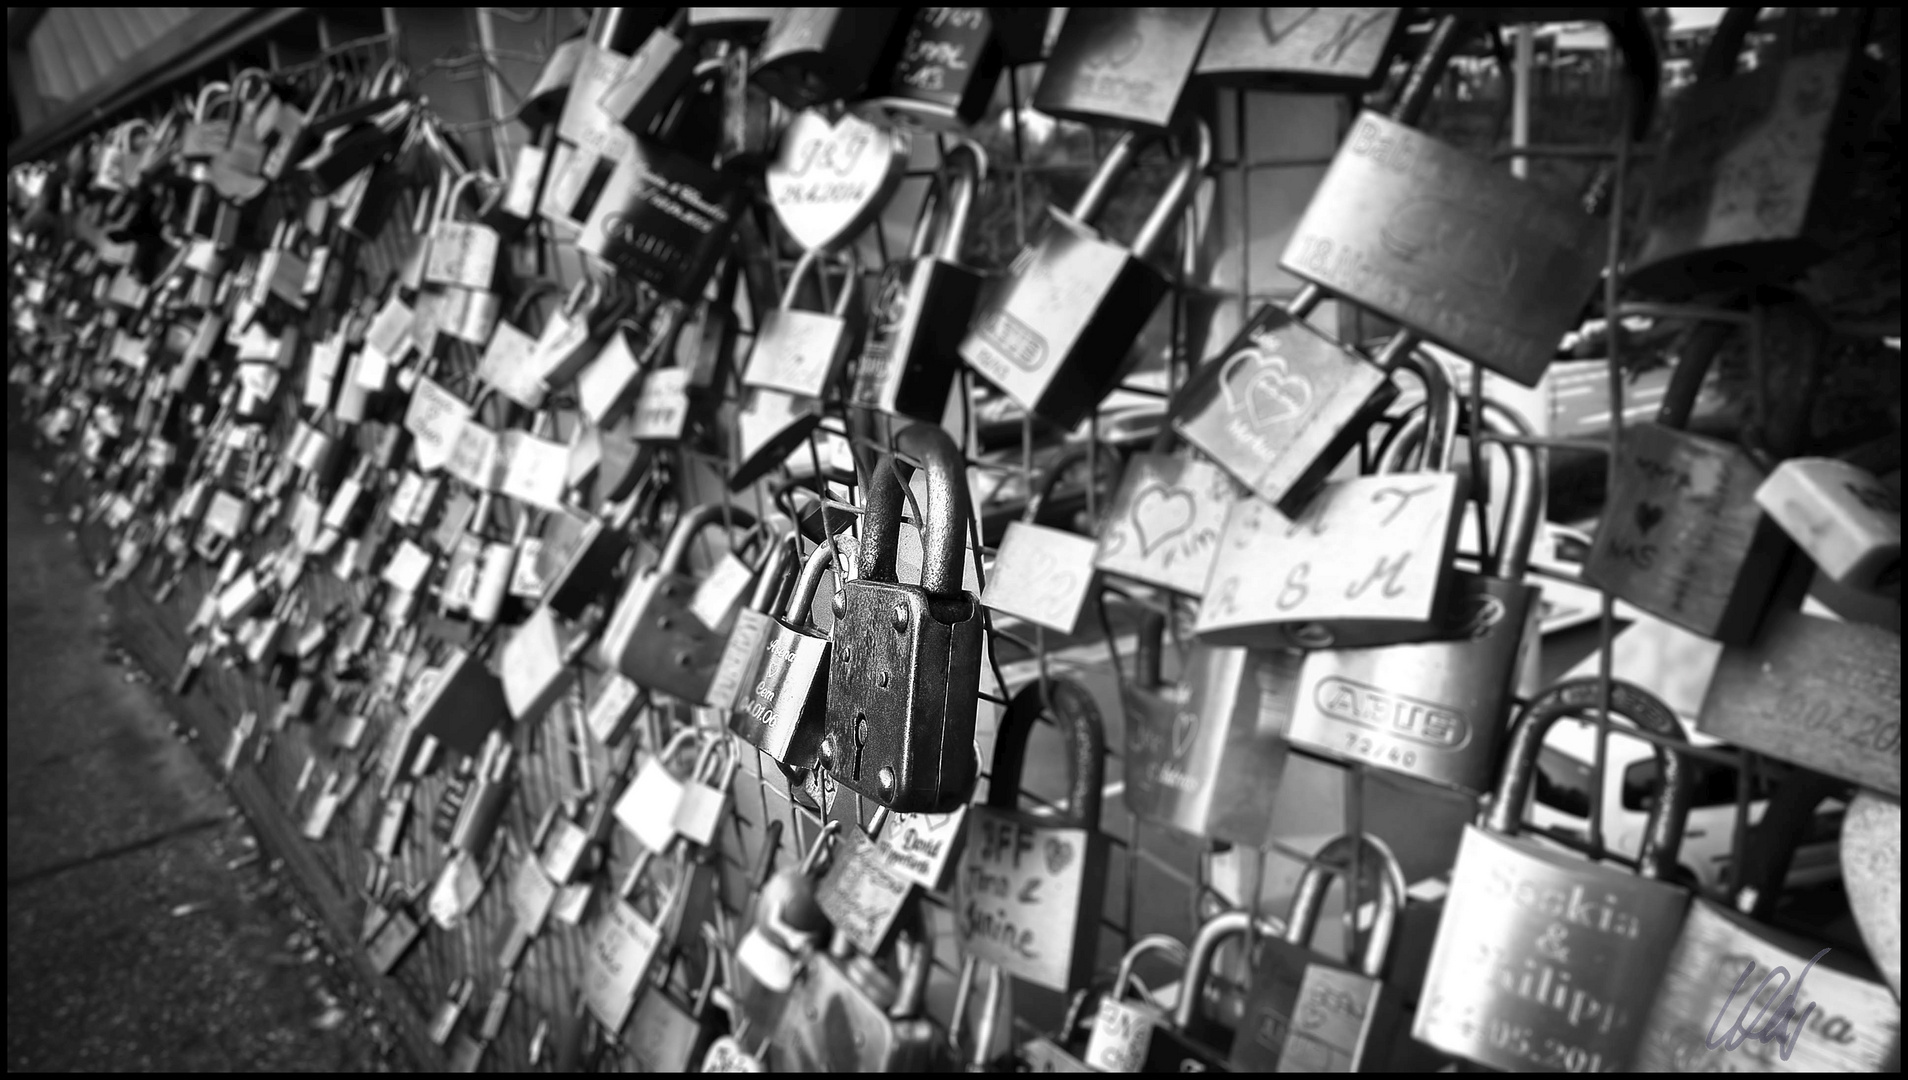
[958,676,1107,993]
[1032,7,1217,132]
[597,502,758,704]
[1081,934,1191,1072]
[1583,323,1792,643]
[1280,15,1605,388]
[520,33,588,132]
[1122,610,1303,848]
[1151,909,1280,1070]
[750,7,905,108]
[1756,456,1900,591]
[961,120,1209,431]
[476,284,565,410]
[1095,430,1241,597]
[1630,8,1883,297]
[1413,676,1696,1072]
[448,737,514,857]
[535,497,638,620]
[725,539,832,767]
[499,604,597,722]
[583,844,690,1036]
[851,142,985,422]
[864,7,1009,131]
[821,422,983,814]
[599,11,699,138]
[1196,350,1465,649]
[742,251,863,402]
[766,905,948,1071]
[1230,833,1410,1072]
[1195,7,1403,91]
[423,171,501,294]
[625,923,729,1072]
[1285,399,1544,793]
[531,273,631,394]
[403,646,512,761]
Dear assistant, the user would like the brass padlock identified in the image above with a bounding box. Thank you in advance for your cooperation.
[596,502,758,705]
[864,7,1010,131]
[743,249,864,401]
[962,120,1209,432]
[821,422,983,814]
[1757,456,1900,591]
[1413,677,1695,1072]
[958,677,1107,993]
[1286,399,1545,794]
[1033,7,1217,132]
[726,540,835,770]
[1196,7,1403,92]
[851,142,986,422]
[1583,323,1792,642]
[751,7,905,108]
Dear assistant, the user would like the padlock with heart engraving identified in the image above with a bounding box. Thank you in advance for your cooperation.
[597,502,758,705]
[751,7,905,108]
[1229,833,1415,1072]
[850,142,985,422]
[1095,429,1240,597]
[1196,350,1464,649]
[1584,321,1792,643]
[743,249,864,401]
[1286,399,1545,794]
[962,120,1209,432]
[1280,15,1607,388]
[863,7,1009,131]
[821,423,983,814]
[723,539,834,768]
[1126,615,1305,849]
[766,903,949,1072]
[1196,7,1403,91]
[958,677,1107,993]
[765,107,911,256]
[1413,677,1696,1072]
[1033,7,1217,132]
[1756,456,1900,591]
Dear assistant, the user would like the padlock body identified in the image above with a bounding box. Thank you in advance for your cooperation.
[1123,646,1300,846]
[1633,898,1902,1073]
[1282,111,1604,387]
[962,217,1169,431]
[957,809,1105,992]
[602,27,697,136]
[729,621,830,767]
[1412,825,1690,1072]
[1287,574,1541,794]
[580,140,746,302]
[1230,937,1320,1070]
[407,649,510,759]
[598,570,729,704]
[745,307,853,400]
[824,578,982,813]
[1756,457,1901,589]
[1095,451,1238,596]
[537,508,633,618]
[865,7,1005,130]
[752,8,902,108]
[854,256,981,421]
[1585,422,1789,642]
[1196,7,1401,91]
[1033,7,1215,131]
[1696,606,1901,797]
[1172,303,1399,516]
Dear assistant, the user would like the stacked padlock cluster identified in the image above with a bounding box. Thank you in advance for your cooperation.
[6,5,1901,1074]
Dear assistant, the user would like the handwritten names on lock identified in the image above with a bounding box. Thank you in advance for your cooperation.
[1084,997,1160,1073]
[632,367,690,441]
[983,521,1099,633]
[889,7,988,98]
[1096,453,1238,596]
[766,110,905,253]
[816,826,914,956]
[957,809,1088,990]
[1199,474,1459,636]
[877,806,966,890]
[584,898,660,1035]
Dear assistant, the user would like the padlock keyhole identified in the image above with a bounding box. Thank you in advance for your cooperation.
[852,711,869,781]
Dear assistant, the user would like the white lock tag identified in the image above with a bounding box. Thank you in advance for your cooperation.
[508,853,559,936]
[614,755,685,853]
[446,420,502,491]
[587,673,643,746]
[382,540,433,594]
[427,849,486,930]
[403,377,470,473]
[735,925,798,992]
[689,552,755,632]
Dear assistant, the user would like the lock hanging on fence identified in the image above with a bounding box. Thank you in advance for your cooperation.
[597,502,758,705]
[1033,7,1217,132]
[725,539,835,772]
[743,249,864,401]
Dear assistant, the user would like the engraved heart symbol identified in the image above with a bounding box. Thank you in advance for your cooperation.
[1085,23,1146,70]
[1131,483,1197,557]
[1169,707,1201,762]
[1043,837,1074,876]
[1634,502,1666,534]
[1219,342,1314,431]
[766,110,908,255]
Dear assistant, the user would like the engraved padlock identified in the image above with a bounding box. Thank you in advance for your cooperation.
[743,249,864,401]
[597,502,759,704]
[864,7,1009,131]
[727,540,835,770]
[962,120,1209,432]
[1032,7,1217,132]
[821,422,983,814]
[1756,456,1900,591]
[1082,933,1191,1072]
[751,7,905,108]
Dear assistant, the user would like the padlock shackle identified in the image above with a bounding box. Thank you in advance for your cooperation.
[658,501,759,578]
[1488,677,1693,880]
[440,170,490,222]
[194,81,232,124]
[786,540,836,628]
[507,280,567,332]
[1391,15,1468,128]
[775,247,858,317]
[933,142,986,265]
[1656,319,1732,430]
[887,909,934,1020]
[987,677,1104,830]
[748,530,798,615]
[1482,401,1541,579]
[858,422,969,598]
[1172,910,1281,1031]
[1131,608,1167,690]
[1113,933,1190,1008]
[1131,120,1211,264]
[1380,350,1456,474]
[1069,131,1143,227]
[1285,833,1405,979]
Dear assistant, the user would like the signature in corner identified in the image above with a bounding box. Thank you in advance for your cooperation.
[1704,948,1829,1063]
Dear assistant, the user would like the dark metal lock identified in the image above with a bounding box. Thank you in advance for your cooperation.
[1230,834,1410,1072]
[851,143,985,422]
[1413,677,1695,1072]
[600,12,699,138]
[958,677,1107,993]
[821,422,983,814]
[403,646,511,761]
[1584,324,1792,643]
[865,7,1009,131]
[596,502,758,704]
[1279,15,1605,388]
[519,34,587,132]
[744,250,864,401]
[1033,7,1217,132]
[727,541,834,770]
[751,7,905,108]
[1196,7,1403,92]
[1630,8,1882,298]
[535,497,637,620]
[625,933,727,1072]
[961,120,1209,432]
[1122,609,1304,848]
[1287,400,1546,794]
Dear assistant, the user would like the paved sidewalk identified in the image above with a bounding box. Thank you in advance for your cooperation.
[6,437,401,1072]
